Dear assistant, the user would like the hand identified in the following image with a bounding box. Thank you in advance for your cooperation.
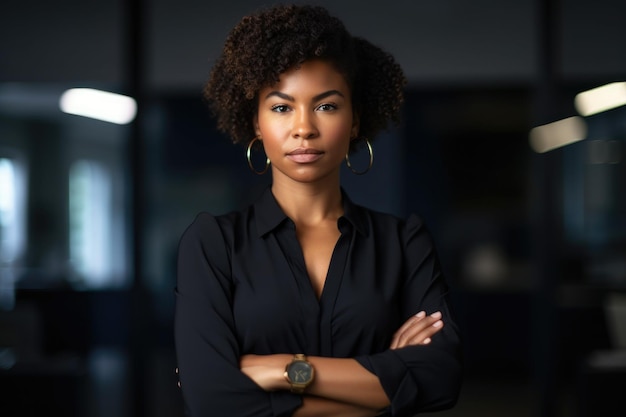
[240,353,291,391]
[389,311,444,349]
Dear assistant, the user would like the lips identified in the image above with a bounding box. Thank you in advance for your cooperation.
[286,148,323,163]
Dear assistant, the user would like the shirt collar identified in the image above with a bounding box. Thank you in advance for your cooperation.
[254,186,369,237]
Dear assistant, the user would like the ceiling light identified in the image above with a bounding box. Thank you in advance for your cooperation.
[574,82,626,116]
[529,116,587,153]
[60,88,137,125]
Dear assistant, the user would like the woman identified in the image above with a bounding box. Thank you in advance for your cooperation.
[174,4,462,417]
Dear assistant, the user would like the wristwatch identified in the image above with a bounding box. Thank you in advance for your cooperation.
[284,354,314,393]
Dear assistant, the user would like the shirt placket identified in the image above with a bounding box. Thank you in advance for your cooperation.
[276,220,321,355]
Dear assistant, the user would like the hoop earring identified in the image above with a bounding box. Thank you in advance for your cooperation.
[345,137,373,175]
[246,137,270,175]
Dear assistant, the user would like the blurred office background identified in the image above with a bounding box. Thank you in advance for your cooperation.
[0,0,625,416]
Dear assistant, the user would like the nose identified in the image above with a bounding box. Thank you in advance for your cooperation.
[292,110,318,139]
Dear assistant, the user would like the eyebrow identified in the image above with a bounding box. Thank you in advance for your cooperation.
[263,89,345,102]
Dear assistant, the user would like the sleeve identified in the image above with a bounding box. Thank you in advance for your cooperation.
[355,214,463,417]
[174,213,302,417]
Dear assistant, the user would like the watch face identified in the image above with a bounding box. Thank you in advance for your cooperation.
[287,360,312,384]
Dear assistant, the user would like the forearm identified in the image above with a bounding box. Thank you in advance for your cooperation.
[294,395,380,417]
[306,311,445,409]
[306,357,389,410]
[240,354,389,410]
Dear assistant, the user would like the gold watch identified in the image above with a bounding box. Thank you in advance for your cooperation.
[284,354,314,394]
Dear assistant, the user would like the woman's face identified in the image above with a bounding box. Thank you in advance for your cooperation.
[255,59,358,185]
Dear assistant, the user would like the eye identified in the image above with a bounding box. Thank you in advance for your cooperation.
[271,104,290,113]
[316,103,337,112]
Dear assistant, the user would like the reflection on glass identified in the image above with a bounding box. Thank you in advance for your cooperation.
[1,82,132,290]
[0,157,25,309]
[0,158,18,260]
[69,159,112,288]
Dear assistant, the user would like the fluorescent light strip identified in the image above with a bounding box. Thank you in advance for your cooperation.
[60,88,137,125]
[529,116,587,153]
[574,82,626,116]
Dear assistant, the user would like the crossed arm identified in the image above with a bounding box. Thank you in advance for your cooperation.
[240,310,445,416]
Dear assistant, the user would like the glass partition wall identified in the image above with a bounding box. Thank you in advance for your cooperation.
[0,85,132,297]
[0,84,135,417]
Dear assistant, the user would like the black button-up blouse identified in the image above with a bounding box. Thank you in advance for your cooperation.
[174,186,462,417]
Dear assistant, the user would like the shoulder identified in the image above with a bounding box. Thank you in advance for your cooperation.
[176,211,245,277]
[358,205,426,234]
[357,206,435,249]
[179,209,246,245]
[178,212,223,251]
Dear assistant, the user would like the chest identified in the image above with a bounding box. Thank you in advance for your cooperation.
[230,230,405,355]
[296,224,341,299]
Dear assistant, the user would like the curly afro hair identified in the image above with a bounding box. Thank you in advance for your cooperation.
[203,4,407,147]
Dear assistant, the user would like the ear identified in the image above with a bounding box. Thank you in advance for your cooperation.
[253,115,261,138]
[351,113,360,139]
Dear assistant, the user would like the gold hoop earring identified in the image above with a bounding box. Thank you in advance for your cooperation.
[345,137,373,175]
[246,137,270,175]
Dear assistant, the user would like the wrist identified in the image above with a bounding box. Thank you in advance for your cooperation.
[284,354,315,394]
[270,354,293,390]
[266,353,294,391]
[240,353,293,391]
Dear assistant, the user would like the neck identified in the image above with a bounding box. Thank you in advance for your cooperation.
[271,178,343,227]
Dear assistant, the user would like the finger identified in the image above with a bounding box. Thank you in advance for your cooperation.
[397,311,440,339]
[391,317,427,349]
[391,311,442,348]
[390,312,422,349]
[392,311,444,349]
[395,320,443,349]
[391,312,433,348]
[399,320,444,348]
[390,311,426,349]
[394,311,427,337]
